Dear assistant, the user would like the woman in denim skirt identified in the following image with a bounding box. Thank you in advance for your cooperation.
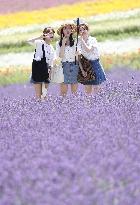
[77,21,106,94]
[56,22,79,96]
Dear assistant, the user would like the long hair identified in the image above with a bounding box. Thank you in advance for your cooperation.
[59,29,74,47]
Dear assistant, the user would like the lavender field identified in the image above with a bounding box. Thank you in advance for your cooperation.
[0,68,140,205]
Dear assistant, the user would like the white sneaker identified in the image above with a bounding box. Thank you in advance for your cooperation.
[42,88,48,98]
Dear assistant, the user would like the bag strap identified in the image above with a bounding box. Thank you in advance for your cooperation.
[42,44,46,59]
[33,49,36,58]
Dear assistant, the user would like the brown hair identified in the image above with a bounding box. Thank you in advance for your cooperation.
[59,29,74,47]
[43,27,55,40]
[78,24,89,31]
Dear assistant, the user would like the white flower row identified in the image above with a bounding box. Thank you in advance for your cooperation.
[0,8,140,36]
[88,8,140,22]
[0,37,140,68]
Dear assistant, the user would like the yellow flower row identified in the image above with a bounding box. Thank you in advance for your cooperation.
[0,0,140,29]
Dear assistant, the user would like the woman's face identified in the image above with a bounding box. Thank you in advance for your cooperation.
[43,29,54,41]
[79,25,88,36]
[62,25,72,37]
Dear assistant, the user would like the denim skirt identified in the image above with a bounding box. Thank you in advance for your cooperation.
[62,61,79,84]
[82,58,106,85]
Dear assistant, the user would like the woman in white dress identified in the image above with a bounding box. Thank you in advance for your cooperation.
[56,22,79,97]
[27,27,55,99]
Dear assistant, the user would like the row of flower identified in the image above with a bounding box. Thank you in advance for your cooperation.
[1,8,139,36]
[0,51,140,86]
[0,0,79,14]
[0,0,140,29]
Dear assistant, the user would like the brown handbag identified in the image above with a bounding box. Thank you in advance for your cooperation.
[77,54,96,83]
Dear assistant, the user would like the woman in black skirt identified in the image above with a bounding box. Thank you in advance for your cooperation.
[27,27,55,99]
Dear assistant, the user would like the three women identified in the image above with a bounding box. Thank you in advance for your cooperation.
[28,20,106,99]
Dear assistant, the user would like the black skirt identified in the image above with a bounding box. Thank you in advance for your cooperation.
[31,44,50,84]
[31,58,50,83]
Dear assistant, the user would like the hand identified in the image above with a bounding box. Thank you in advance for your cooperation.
[48,66,51,72]
[48,69,52,80]
[75,50,81,56]
[39,35,44,39]
[54,57,61,66]
[62,37,67,45]
[81,37,85,44]
[82,71,87,78]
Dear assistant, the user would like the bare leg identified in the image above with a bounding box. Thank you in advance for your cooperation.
[71,83,78,95]
[34,83,42,99]
[44,83,49,89]
[60,83,68,97]
[85,85,92,94]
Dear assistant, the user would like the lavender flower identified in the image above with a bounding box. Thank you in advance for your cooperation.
[0,68,140,205]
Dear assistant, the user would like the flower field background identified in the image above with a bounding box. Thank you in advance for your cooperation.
[0,0,140,80]
[0,0,140,28]
[0,68,140,204]
[0,0,140,204]
[0,0,90,14]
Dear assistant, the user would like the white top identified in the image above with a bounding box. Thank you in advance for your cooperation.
[56,41,76,62]
[77,36,100,61]
[28,40,55,67]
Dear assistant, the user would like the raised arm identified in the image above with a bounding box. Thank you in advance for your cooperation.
[27,35,43,45]
[59,37,67,58]
[81,37,98,52]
